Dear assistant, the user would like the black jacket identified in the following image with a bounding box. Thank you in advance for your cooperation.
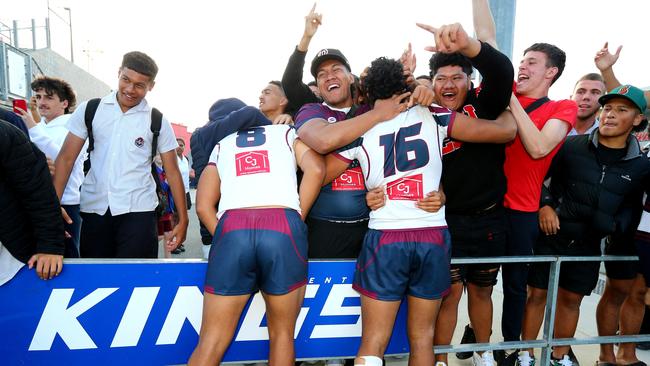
[0,120,64,263]
[542,130,650,240]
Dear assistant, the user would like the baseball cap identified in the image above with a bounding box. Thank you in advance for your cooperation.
[599,84,648,113]
[310,48,351,79]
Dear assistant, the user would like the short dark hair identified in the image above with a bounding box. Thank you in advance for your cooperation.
[307,80,317,87]
[268,80,285,94]
[574,73,605,89]
[364,57,407,106]
[121,51,158,80]
[523,43,566,85]
[429,52,472,78]
[416,75,432,82]
[30,76,76,114]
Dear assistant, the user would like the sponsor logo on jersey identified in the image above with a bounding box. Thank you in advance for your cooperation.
[386,173,423,200]
[235,150,270,176]
[331,166,365,191]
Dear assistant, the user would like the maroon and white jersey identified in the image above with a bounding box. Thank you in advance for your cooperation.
[208,125,300,216]
[333,105,456,230]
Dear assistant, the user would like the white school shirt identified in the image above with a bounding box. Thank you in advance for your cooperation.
[333,105,456,230]
[177,155,190,192]
[66,92,178,215]
[28,114,85,205]
[208,125,300,217]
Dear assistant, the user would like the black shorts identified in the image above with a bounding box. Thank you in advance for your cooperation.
[604,234,640,280]
[528,233,601,296]
[305,217,368,259]
[447,207,507,287]
[635,236,650,286]
[80,209,158,258]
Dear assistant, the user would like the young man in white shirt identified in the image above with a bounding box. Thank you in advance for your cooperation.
[16,76,84,258]
[54,51,188,258]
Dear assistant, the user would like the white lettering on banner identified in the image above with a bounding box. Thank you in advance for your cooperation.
[235,285,320,341]
[324,277,331,284]
[310,284,361,338]
[155,286,203,345]
[111,287,160,348]
[29,288,118,351]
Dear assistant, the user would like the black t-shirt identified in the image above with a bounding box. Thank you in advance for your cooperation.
[441,42,514,214]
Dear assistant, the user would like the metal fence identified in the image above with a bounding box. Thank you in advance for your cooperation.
[430,255,650,365]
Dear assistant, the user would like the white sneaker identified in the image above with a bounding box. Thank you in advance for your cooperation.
[435,362,448,366]
[325,360,344,366]
[550,355,573,366]
[472,351,496,366]
[516,351,536,366]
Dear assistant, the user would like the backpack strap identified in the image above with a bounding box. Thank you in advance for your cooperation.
[84,98,102,153]
[524,97,550,114]
[150,107,163,160]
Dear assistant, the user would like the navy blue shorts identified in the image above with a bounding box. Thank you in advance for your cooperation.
[205,208,308,296]
[353,227,451,301]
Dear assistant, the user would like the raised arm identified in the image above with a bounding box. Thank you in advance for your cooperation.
[508,94,571,159]
[281,3,321,112]
[472,0,498,48]
[595,42,650,105]
[294,139,325,220]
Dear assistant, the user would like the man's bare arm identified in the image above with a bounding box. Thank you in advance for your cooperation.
[450,110,517,143]
[53,132,85,200]
[509,94,569,159]
[298,92,410,154]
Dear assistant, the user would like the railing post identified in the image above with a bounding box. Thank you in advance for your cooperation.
[540,257,561,365]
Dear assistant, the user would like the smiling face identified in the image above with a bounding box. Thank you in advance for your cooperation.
[316,59,354,108]
[117,67,154,112]
[432,65,470,111]
[572,79,606,121]
[33,89,68,122]
[516,51,557,96]
[598,97,643,138]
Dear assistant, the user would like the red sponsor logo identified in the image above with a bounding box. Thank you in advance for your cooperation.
[442,139,463,155]
[331,166,365,191]
[386,173,423,201]
[235,150,270,176]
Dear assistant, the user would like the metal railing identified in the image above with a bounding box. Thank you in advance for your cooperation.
[429,255,650,365]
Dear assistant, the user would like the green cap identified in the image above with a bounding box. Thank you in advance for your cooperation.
[599,84,647,113]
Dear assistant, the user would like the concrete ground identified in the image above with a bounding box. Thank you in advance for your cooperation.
[168,190,650,365]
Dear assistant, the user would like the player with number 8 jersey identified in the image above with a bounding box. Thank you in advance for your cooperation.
[190,123,324,365]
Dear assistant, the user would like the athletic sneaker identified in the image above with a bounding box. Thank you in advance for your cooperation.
[473,351,497,366]
[567,348,579,366]
[550,355,573,366]
[457,325,477,359]
[515,351,535,366]
[435,362,448,366]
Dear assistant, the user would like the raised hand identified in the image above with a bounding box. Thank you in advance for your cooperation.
[400,42,417,74]
[594,42,622,72]
[416,22,477,57]
[303,3,322,38]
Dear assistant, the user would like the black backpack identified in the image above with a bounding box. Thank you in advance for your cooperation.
[83,98,166,216]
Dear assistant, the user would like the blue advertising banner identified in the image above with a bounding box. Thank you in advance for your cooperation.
[0,260,410,365]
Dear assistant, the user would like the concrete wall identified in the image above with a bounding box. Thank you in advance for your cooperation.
[25,48,111,106]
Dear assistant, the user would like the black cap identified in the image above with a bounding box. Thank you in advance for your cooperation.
[310,48,351,79]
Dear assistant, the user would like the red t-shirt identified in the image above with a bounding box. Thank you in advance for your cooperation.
[503,95,578,212]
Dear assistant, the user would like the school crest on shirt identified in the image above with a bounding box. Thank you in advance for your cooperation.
[134,137,145,148]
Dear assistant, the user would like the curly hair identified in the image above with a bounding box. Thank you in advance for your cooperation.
[31,76,77,114]
[364,57,407,106]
